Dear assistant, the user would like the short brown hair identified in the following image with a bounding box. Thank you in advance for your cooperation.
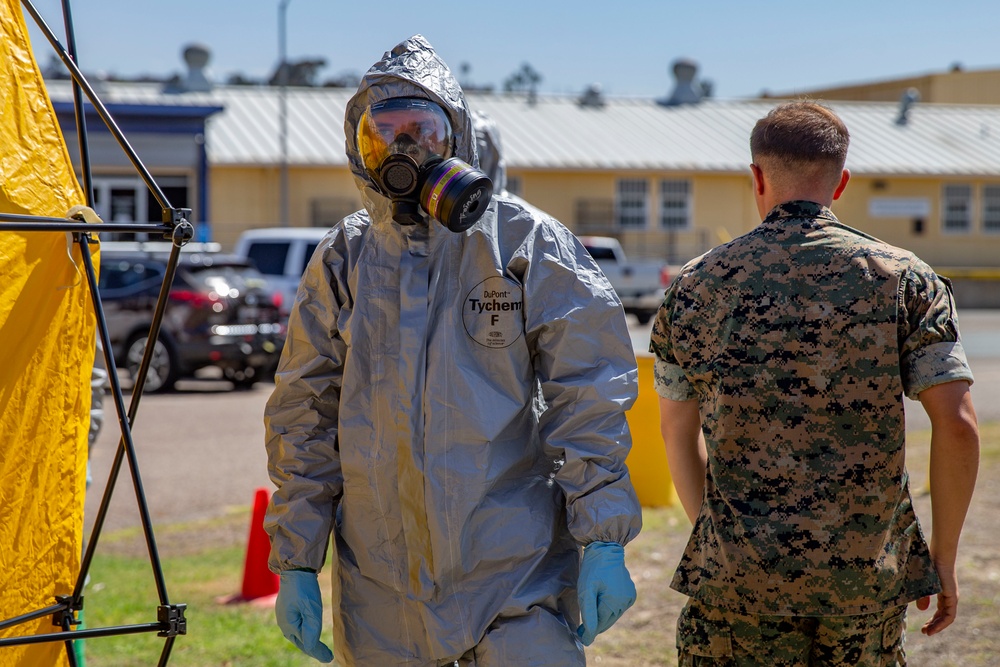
[750,100,849,171]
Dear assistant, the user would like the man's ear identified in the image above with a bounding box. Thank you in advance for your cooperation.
[750,163,766,196]
[833,169,851,200]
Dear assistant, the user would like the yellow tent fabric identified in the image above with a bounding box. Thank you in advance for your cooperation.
[0,1,92,665]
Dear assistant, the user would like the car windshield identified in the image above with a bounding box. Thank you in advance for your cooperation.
[98,258,163,291]
[585,246,616,261]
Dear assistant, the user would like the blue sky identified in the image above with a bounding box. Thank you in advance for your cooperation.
[23,0,1000,99]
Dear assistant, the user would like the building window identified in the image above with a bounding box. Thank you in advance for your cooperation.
[91,175,189,241]
[942,184,972,233]
[616,179,648,228]
[659,179,691,229]
[983,185,1000,233]
[575,198,615,234]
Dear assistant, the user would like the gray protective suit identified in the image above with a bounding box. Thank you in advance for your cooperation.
[264,34,642,666]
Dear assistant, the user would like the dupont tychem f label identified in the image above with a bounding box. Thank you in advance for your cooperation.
[464,275,524,348]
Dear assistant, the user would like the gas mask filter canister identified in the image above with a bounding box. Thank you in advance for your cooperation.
[358,98,493,232]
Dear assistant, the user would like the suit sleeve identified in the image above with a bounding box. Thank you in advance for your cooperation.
[263,234,347,572]
[522,222,642,547]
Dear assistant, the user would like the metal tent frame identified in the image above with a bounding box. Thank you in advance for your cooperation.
[0,1,190,664]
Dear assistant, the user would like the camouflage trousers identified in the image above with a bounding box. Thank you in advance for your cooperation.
[676,598,907,667]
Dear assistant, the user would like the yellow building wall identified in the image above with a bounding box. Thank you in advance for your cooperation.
[515,170,756,264]
[209,166,274,246]
[209,165,356,249]
[771,68,1000,105]
[207,165,1000,272]
[926,70,1000,105]
[691,173,758,246]
[834,175,1000,268]
[516,169,609,225]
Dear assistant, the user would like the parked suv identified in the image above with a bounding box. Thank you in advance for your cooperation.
[232,227,330,318]
[98,243,284,392]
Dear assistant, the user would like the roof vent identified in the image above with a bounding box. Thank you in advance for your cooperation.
[660,57,703,107]
[163,43,213,93]
[578,83,606,108]
[896,87,920,125]
[269,58,328,87]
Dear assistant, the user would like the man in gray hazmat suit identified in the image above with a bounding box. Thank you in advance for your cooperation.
[264,34,642,666]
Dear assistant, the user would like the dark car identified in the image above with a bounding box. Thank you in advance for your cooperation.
[97,245,284,392]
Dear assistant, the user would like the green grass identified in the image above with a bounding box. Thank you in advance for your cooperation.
[80,525,335,666]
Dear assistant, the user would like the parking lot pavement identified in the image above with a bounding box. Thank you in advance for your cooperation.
[83,376,274,536]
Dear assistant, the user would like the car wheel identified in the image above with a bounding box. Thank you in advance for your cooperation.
[635,311,653,325]
[126,334,177,393]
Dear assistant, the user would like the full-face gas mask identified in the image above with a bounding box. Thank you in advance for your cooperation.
[358,98,493,232]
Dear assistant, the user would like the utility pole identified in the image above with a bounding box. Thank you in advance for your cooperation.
[278,0,291,226]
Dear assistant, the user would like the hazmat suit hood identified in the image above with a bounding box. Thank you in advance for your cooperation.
[471,109,508,196]
[345,35,479,227]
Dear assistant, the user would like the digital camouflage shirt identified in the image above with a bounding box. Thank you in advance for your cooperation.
[650,201,974,616]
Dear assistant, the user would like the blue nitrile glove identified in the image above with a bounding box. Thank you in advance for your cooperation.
[576,541,636,646]
[275,570,334,663]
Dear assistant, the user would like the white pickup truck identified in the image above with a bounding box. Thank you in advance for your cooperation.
[580,236,672,324]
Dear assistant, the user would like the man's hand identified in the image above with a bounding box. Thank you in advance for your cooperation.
[916,565,959,636]
[576,541,636,646]
[275,570,334,663]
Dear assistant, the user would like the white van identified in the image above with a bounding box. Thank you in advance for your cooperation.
[232,227,330,317]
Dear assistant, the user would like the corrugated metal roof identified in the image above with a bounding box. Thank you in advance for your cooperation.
[44,79,1000,177]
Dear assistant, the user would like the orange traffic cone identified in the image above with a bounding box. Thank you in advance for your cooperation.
[218,487,280,605]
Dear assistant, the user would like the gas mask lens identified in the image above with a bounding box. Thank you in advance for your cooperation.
[358,98,453,180]
[357,98,493,232]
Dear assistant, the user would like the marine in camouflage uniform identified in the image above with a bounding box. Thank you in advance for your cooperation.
[652,101,979,666]
[651,200,974,664]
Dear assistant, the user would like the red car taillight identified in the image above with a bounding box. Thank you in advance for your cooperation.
[659,266,671,288]
[170,289,224,310]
